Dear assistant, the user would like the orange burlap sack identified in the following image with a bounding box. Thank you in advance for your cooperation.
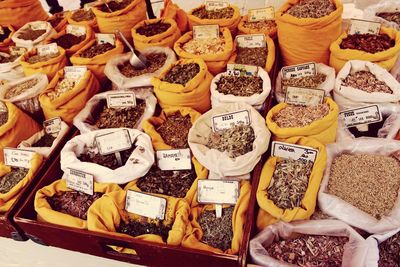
[67,9,97,30]
[0,0,48,29]
[0,25,15,53]
[160,0,189,33]
[238,16,277,38]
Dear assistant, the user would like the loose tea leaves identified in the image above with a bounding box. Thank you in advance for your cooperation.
[18,27,46,41]
[156,113,192,149]
[198,206,234,251]
[32,133,56,147]
[47,191,103,220]
[266,234,348,267]
[286,0,336,18]
[216,75,263,97]
[161,63,200,85]
[0,27,11,42]
[242,20,277,31]
[378,231,400,266]
[55,34,86,49]
[79,43,115,58]
[136,21,171,37]
[26,52,60,64]
[377,12,400,27]
[71,9,95,22]
[272,103,330,128]
[340,33,395,53]
[235,47,268,68]
[192,6,234,19]
[100,0,132,12]
[281,73,327,89]
[328,154,400,220]
[5,78,38,99]
[342,70,393,94]
[267,158,313,209]
[117,218,172,242]
[118,53,167,77]
[182,37,225,55]
[0,167,29,194]
[48,78,77,100]
[78,147,134,170]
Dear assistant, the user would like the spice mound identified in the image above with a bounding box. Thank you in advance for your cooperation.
[4,78,38,99]
[267,158,313,209]
[242,20,276,32]
[71,9,95,22]
[0,53,18,64]
[340,33,395,53]
[272,103,330,128]
[182,37,225,55]
[94,99,146,129]
[117,218,171,242]
[136,21,171,37]
[157,113,192,148]
[328,154,400,220]
[207,124,255,158]
[216,75,263,97]
[27,52,60,64]
[162,63,200,85]
[342,70,392,94]
[136,166,196,198]
[378,231,400,266]
[199,206,234,251]
[282,73,327,89]
[0,167,29,194]
[18,27,46,41]
[78,147,134,170]
[266,234,348,266]
[80,43,115,58]
[0,109,8,126]
[47,191,103,220]
[235,47,268,68]
[192,6,234,19]
[377,12,400,27]
[0,27,11,42]
[55,34,86,49]
[48,78,77,101]
[118,52,167,77]
[287,0,336,18]
[32,133,56,147]
[100,0,132,12]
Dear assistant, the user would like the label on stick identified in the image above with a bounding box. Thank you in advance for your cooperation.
[66,168,94,195]
[4,148,35,169]
[106,92,136,108]
[193,25,219,39]
[339,105,382,128]
[348,19,381,35]
[271,141,318,163]
[125,190,166,220]
[212,110,251,132]
[235,34,266,48]
[95,129,132,156]
[248,7,275,22]
[281,62,317,79]
[197,179,239,205]
[156,149,192,171]
[285,86,325,106]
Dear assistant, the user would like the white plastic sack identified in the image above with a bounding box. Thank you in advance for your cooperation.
[73,91,157,133]
[0,52,22,74]
[60,128,154,184]
[249,220,368,267]
[11,21,56,49]
[104,46,176,90]
[334,60,400,109]
[210,67,271,109]
[318,138,400,234]
[18,120,70,158]
[0,73,48,115]
[365,228,400,267]
[275,63,336,103]
[0,66,24,87]
[364,0,400,31]
[188,102,270,179]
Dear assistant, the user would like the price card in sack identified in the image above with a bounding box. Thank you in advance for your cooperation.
[37,43,59,56]
[106,92,136,108]
[212,109,251,132]
[95,33,115,46]
[125,190,166,220]
[4,148,35,169]
[156,149,192,171]
[66,168,94,195]
[205,0,228,11]
[193,25,219,40]
[339,105,382,128]
[64,66,87,81]
[30,21,47,31]
[271,141,318,163]
[66,24,86,37]
[285,86,325,106]
[235,34,266,48]
[95,129,132,156]
[349,19,381,35]
[43,117,62,135]
[281,62,317,79]
[248,7,275,22]
[227,63,258,77]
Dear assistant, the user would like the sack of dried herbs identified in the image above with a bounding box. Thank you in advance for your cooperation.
[330,26,400,73]
[188,102,270,179]
[256,137,327,230]
[182,181,251,254]
[365,228,400,267]
[210,67,271,110]
[67,9,98,30]
[0,25,15,53]
[105,46,176,90]
[250,220,368,267]
[266,97,339,144]
[0,153,42,213]
[39,68,101,124]
[364,0,400,31]
[318,138,400,233]
[173,27,234,75]
[11,21,56,50]
[47,12,70,33]
[70,39,124,83]
[275,63,335,103]
[152,58,212,114]
[35,178,121,229]
[160,0,189,33]
[237,16,277,38]
[73,91,157,133]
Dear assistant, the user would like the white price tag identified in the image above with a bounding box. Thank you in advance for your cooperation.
[248,7,275,22]
[205,0,228,11]
[226,64,258,77]
[349,19,381,35]
[212,110,251,132]
[37,43,59,56]
[106,92,136,108]
[197,179,239,205]
[156,149,192,171]
[193,25,219,40]
[4,148,35,168]
[235,34,266,48]
[125,190,166,220]
[30,22,47,31]
[285,86,325,106]
[43,117,62,135]
[95,33,115,45]
[95,129,132,156]
[272,141,318,163]
[339,105,382,128]
[66,24,86,37]
[66,168,94,195]
[64,66,87,80]
[281,62,317,79]
[9,46,27,57]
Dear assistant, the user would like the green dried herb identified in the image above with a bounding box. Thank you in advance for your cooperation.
[0,167,29,194]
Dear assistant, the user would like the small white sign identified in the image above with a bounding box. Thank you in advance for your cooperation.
[4,148,35,168]
[285,86,325,106]
[95,33,115,46]
[64,66,87,80]
[212,110,251,132]
[156,149,192,171]
[30,22,47,31]
[349,19,381,35]
[197,179,239,205]
[125,190,166,220]
[339,105,382,128]
[37,43,59,56]
[271,141,318,163]
[66,24,86,37]
[226,64,258,77]
[193,25,219,40]
[281,62,317,79]
[205,0,228,11]
[248,7,275,22]
[66,168,94,195]
[95,129,132,156]
[106,92,136,108]
[9,46,27,57]
[43,117,62,135]
[235,34,266,48]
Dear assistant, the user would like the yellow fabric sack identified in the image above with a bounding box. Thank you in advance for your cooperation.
[256,137,327,230]
[238,16,277,38]
[187,5,241,34]
[266,97,339,144]
[0,153,43,213]
[160,0,189,33]
[47,12,70,33]
[182,181,251,255]
[0,0,48,29]
[92,0,147,40]
[39,69,101,124]
[35,179,121,229]
[174,27,234,75]
[20,46,68,81]
[70,39,124,83]
[228,35,276,73]
[87,190,190,254]
[329,27,400,73]
[67,10,97,30]
[276,0,343,66]
[0,25,15,53]
[0,102,41,163]
[152,59,212,114]
[131,18,181,52]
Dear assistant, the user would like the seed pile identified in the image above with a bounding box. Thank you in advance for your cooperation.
[242,20,277,32]
[0,167,29,194]
[272,103,330,128]
[136,21,171,37]
[340,34,395,53]
[287,0,336,18]
[100,0,132,12]
[118,53,167,77]
[378,232,400,266]
[55,34,85,49]
[5,79,38,99]
[377,12,400,26]
[282,73,327,89]
[48,78,77,100]
[117,218,171,242]
[18,28,46,41]
[26,52,60,64]
[342,71,392,94]
[235,47,268,68]
[162,63,200,85]
[78,147,134,170]
[157,113,192,148]
[216,75,263,97]
[71,9,95,22]
[0,27,11,42]
[80,43,115,58]
[192,6,234,19]
[183,37,225,55]
[32,133,56,147]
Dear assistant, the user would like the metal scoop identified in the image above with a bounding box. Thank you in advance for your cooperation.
[115,30,147,69]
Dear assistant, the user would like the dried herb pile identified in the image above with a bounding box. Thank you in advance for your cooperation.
[216,75,263,97]
[117,218,171,242]
[340,34,395,53]
[0,53,18,64]
[272,103,330,128]
[71,9,95,22]
[0,109,8,126]
[5,78,38,99]
[379,232,400,266]
[27,52,60,64]
[118,53,167,77]
[80,43,115,58]
[100,0,132,12]
[282,73,327,89]
[242,20,276,31]
[0,167,28,194]
[18,27,46,41]
[192,6,234,19]
[32,133,56,147]
[182,37,225,55]
[342,70,392,94]
[0,27,11,42]
[286,0,336,18]
[235,47,268,68]
[162,63,200,85]
[136,21,171,37]
[377,12,400,26]
[157,113,192,148]
[78,147,134,170]
[55,34,86,49]
[48,79,77,100]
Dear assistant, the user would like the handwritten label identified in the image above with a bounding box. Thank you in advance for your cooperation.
[235,34,266,48]
[106,92,136,108]
[95,129,132,156]
[248,7,275,22]
[4,148,35,168]
[9,46,27,57]
[212,110,251,132]
[43,117,62,135]
[227,64,258,77]
[156,149,192,171]
[193,25,219,40]
[349,19,381,35]
[37,43,58,56]
[272,141,318,163]
[281,62,317,79]
[205,0,228,11]
[30,22,47,31]
[339,105,382,128]
[66,24,86,37]
[66,168,94,195]
[125,190,166,220]
[198,180,239,204]
[64,66,87,80]
[95,33,115,45]
[285,87,325,106]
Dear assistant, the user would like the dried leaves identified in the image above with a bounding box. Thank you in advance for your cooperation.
[192,6,234,19]
[71,9,95,22]
[216,75,263,97]
[272,103,330,128]
[182,37,226,55]
[119,53,167,77]
[78,147,134,170]
[156,113,192,149]
[80,43,115,58]
[282,73,327,90]
[377,12,400,26]
[342,70,393,94]
[0,109,8,126]
[0,167,28,194]
[0,53,18,64]
[162,63,200,85]
[117,218,171,242]
[5,78,38,99]
[379,232,400,266]
[32,133,56,147]
[286,0,336,18]
[136,21,171,37]
[340,34,395,53]
[242,20,276,31]
[235,47,268,68]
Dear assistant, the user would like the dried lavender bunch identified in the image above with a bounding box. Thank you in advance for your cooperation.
[342,71,392,94]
